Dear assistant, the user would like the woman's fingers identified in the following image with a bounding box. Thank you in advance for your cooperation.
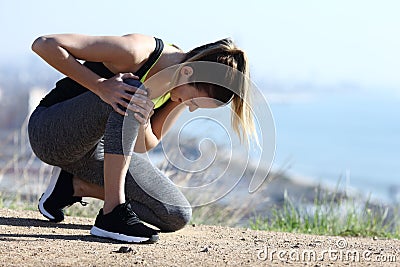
[128,103,147,114]
[133,113,146,124]
[98,73,152,118]
[127,96,154,124]
[124,85,148,96]
[111,103,126,116]
[128,93,152,107]
[119,72,138,80]
[115,72,147,96]
[121,74,148,96]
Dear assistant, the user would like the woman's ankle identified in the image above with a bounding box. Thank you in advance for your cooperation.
[72,176,105,200]
[72,176,84,197]
[103,201,124,214]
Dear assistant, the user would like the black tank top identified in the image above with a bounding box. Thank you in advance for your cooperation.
[38,37,164,107]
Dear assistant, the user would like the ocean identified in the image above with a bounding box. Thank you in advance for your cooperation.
[169,88,400,204]
[268,89,400,203]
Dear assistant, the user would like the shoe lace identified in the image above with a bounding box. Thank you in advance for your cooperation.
[120,204,141,225]
[79,200,89,207]
[64,198,88,208]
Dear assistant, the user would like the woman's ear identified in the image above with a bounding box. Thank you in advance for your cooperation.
[180,66,193,77]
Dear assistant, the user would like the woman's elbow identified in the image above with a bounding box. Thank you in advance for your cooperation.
[31,35,54,54]
[146,142,160,152]
[143,141,160,153]
[31,36,44,53]
[133,141,159,153]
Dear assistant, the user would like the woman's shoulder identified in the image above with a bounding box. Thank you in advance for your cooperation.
[122,33,158,60]
[103,33,159,73]
[123,33,154,43]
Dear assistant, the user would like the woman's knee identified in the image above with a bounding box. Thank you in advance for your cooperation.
[104,111,140,155]
[160,204,192,232]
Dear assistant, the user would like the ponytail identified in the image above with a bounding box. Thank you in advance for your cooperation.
[180,38,258,144]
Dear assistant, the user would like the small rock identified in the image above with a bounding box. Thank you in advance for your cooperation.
[115,246,134,253]
[192,223,196,227]
[291,244,300,249]
[240,238,245,241]
[200,247,209,252]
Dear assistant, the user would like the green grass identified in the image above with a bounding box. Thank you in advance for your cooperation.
[190,205,240,226]
[0,192,102,219]
[64,198,103,218]
[0,192,240,226]
[1,186,399,240]
[249,189,400,239]
[0,192,37,211]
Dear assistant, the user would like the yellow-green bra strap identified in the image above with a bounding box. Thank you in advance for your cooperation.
[152,93,171,109]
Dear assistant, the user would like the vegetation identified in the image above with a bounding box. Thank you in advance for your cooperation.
[1,119,399,239]
[249,189,400,239]
[1,185,399,240]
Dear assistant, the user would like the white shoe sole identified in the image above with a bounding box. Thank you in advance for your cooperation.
[38,166,62,220]
[90,226,158,243]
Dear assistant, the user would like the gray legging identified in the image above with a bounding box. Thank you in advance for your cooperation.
[28,90,192,232]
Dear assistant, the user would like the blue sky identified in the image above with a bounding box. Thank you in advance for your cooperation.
[1,0,399,91]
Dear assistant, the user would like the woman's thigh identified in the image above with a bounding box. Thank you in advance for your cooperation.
[28,91,112,166]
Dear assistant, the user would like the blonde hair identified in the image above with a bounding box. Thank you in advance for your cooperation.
[179,38,257,144]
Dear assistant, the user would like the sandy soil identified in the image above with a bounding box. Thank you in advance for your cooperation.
[0,208,399,267]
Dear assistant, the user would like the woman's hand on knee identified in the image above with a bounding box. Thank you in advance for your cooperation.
[127,92,155,126]
[97,73,148,116]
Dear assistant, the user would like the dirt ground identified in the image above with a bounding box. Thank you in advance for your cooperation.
[0,208,399,266]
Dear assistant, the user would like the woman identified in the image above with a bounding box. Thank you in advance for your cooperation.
[28,33,256,243]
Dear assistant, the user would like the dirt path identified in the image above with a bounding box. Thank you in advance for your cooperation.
[0,208,399,266]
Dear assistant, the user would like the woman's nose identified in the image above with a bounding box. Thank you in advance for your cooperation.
[189,105,198,112]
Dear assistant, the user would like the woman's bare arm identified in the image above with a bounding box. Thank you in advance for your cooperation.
[31,33,152,115]
[134,123,160,153]
[134,100,186,152]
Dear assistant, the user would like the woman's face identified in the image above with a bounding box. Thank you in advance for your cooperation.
[170,66,219,112]
[170,84,219,112]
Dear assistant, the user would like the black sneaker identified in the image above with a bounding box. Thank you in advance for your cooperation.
[90,202,159,243]
[38,166,84,222]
